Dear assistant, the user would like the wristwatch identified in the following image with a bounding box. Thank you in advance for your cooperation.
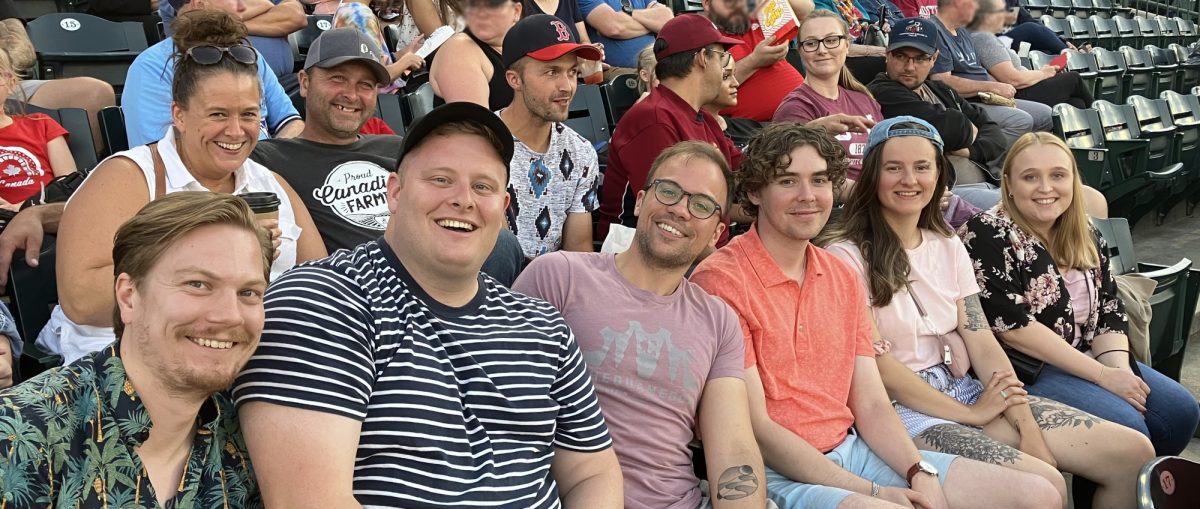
[905,460,938,486]
[620,0,634,15]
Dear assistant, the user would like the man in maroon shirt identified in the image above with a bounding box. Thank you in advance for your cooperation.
[704,0,813,122]
[599,14,742,239]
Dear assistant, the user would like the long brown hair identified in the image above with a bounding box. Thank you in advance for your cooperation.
[818,134,951,307]
[798,10,873,98]
[999,132,1099,270]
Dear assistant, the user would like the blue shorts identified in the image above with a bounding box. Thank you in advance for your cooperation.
[765,433,958,509]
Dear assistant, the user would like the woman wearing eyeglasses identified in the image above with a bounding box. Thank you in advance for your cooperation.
[772,10,881,200]
[47,9,326,365]
[959,132,1199,460]
[822,118,1155,509]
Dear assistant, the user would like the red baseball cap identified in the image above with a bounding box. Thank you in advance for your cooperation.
[502,14,603,69]
[654,13,742,60]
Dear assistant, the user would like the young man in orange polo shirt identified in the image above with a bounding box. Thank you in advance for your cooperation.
[690,123,1058,509]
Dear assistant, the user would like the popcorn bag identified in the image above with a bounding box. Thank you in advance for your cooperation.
[755,0,798,45]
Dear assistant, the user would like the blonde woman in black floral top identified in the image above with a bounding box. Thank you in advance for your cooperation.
[959,132,1199,456]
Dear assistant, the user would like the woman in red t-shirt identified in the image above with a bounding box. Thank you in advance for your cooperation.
[0,48,76,210]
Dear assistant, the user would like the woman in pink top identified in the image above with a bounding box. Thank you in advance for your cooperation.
[821,117,1154,509]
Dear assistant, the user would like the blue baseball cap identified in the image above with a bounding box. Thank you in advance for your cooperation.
[864,116,944,157]
[888,17,939,56]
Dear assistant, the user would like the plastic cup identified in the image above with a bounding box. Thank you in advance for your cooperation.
[238,192,280,221]
[580,57,603,85]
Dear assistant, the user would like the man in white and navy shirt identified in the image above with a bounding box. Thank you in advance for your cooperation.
[233,102,623,508]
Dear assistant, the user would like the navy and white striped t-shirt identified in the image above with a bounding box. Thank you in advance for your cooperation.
[232,239,612,508]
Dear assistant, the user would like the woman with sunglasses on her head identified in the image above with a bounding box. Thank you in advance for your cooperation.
[46,9,326,365]
[822,118,1155,509]
[959,132,1200,458]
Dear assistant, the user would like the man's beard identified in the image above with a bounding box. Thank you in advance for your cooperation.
[709,11,750,35]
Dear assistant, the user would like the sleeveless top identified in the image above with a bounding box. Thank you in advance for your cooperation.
[433,28,512,111]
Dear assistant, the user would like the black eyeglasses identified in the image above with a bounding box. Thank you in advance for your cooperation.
[889,51,935,65]
[799,35,847,52]
[645,179,722,220]
[185,44,258,65]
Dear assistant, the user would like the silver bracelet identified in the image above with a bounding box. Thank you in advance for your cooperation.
[870,481,880,497]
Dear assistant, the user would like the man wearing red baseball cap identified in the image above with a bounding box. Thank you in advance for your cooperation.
[598,13,746,243]
[499,14,605,260]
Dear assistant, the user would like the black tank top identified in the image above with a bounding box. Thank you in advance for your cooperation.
[432,28,513,111]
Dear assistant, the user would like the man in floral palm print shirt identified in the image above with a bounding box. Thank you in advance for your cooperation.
[0,192,269,509]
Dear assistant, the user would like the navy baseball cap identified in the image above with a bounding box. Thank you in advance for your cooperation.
[396,102,515,173]
[503,14,603,69]
[864,116,944,157]
[888,17,939,56]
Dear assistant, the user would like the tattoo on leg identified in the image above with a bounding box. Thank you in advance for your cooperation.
[917,423,1021,465]
[1028,399,1098,430]
[964,294,988,331]
[715,465,760,500]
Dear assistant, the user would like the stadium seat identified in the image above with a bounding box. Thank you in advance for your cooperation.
[1041,15,1071,41]
[1091,0,1116,18]
[565,84,611,151]
[1137,456,1200,509]
[1030,49,1055,69]
[1126,95,1191,223]
[1048,0,1073,18]
[1114,15,1143,49]
[1025,0,1052,18]
[14,0,57,20]
[1168,44,1200,92]
[1157,17,1181,47]
[1178,18,1197,39]
[1090,15,1117,49]
[1090,216,1135,274]
[375,93,406,135]
[1092,47,1128,102]
[8,237,61,382]
[1145,45,1180,95]
[1158,90,1200,214]
[1120,46,1157,98]
[1093,99,1183,224]
[289,15,334,72]
[1070,0,1097,16]
[1066,50,1102,98]
[384,24,400,54]
[669,0,704,14]
[600,73,640,132]
[25,12,148,93]
[1137,16,1164,48]
[402,81,435,126]
[1135,259,1196,381]
[97,105,127,158]
[1053,103,1151,218]
[1066,15,1098,48]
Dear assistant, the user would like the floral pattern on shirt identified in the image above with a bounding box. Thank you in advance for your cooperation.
[958,207,1127,351]
[0,342,261,508]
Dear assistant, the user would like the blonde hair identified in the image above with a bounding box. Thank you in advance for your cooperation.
[1000,132,1099,270]
[799,10,873,98]
[0,48,24,113]
[636,44,656,95]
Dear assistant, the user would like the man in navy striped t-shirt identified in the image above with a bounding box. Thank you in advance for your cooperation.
[232,102,623,508]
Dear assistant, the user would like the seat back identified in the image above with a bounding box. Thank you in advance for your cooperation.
[565,84,610,149]
[670,0,704,14]
[1178,18,1197,38]
[1026,0,1051,18]
[97,105,128,157]
[1048,0,1072,18]
[1067,15,1097,45]
[8,239,61,381]
[1042,15,1069,38]
[1138,456,1200,509]
[1137,16,1163,47]
[1126,95,1177,169]
[1069,0,1094,17]
[1093,47,1127,101]
[18,103,98,171]
[1053,103,1112,187]
[26,12,148,89]
[402,82,435,126]
[1135,259,1193,379]
[1114,15,1141,47]
[1030,50,1055,69]
[1157,17,1180,47]
[289,15,334,71]
[1091,15,1116,48]
[1120,46,1156,97]
[1067,49,1100,74]
[1092,216,1136,273]
[600,73,640,131]
[374,93,406,135]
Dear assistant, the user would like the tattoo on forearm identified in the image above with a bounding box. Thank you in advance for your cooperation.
[1029,399,1099,430]
[715,465,760,500]
[916,423,1020,465]
[964,294,988,331]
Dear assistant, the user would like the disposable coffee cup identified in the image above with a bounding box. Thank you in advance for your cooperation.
[238,192,280,221]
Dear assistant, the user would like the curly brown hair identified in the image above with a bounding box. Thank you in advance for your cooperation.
[736,123,848,218]
[170,9,259,108]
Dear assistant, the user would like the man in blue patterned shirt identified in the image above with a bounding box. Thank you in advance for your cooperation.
[0,192,271,508]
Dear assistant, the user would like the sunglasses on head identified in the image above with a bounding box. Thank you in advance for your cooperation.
[185,44,258,66]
